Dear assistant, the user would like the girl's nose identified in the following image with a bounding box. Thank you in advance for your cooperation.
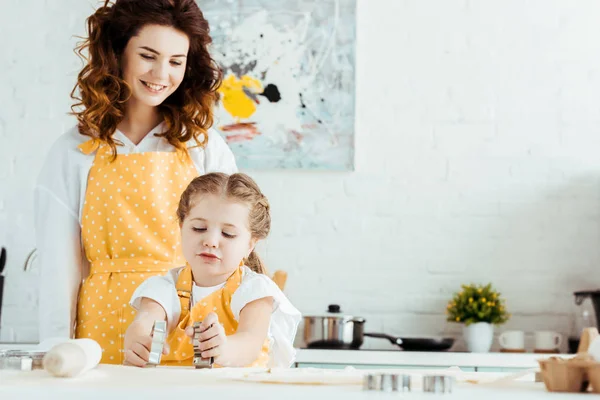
[203,233,219,248]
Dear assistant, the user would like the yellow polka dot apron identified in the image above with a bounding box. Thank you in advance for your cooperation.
[161,265,270,367]
[75,139,197,364]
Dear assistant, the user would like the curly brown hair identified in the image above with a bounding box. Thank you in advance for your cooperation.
[71,0,222,157]
[176,173,271,275]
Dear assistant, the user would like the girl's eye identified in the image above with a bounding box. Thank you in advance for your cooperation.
[222,232,236,239]
[192,227,206,232]
[140,54,155,60]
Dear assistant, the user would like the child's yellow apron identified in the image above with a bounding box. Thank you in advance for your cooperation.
[75,140,197,364]
[161,265,270,367]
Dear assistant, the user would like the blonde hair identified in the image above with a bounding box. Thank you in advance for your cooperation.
[177,173,271,274]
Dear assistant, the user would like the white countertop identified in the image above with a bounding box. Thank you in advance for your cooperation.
[1,343,569,369]
[295,349,568,369]
[0,364,590,399]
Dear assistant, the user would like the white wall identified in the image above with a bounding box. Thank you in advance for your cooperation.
[2,0,600,351]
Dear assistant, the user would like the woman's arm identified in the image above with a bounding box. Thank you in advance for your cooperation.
[35,185,83,341]
[203,128,238,174]
[34,131,91,342]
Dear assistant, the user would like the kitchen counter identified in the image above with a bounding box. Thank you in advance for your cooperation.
[0,364,590,399]
[295,349,568,370]
[1,343,569,371]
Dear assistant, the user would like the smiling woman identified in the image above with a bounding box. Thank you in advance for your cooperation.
[34,0,238,365]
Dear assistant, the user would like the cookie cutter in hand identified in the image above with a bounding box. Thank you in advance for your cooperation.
[145,320,167,367]
[193,321,214,369]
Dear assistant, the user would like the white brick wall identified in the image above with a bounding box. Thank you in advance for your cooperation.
[2,0,600,352]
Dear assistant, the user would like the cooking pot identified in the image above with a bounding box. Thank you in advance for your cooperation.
[303,304,454,351]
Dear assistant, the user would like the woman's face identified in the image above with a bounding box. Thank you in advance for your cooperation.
[121,24,189,107]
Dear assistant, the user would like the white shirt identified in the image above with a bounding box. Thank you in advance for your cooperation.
[130,266,301,368]
[34,123,237,342]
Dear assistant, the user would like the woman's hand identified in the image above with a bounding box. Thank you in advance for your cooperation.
[185,312,227,362]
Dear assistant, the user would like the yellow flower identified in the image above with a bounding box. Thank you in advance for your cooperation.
[469,297,473,303]
[487,302,492,306]
[477,288,482,293]
[481,297,487,303]
[455,317,460,322]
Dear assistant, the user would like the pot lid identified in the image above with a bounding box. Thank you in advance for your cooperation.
[303,304,366,321]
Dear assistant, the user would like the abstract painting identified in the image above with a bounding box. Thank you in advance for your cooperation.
[202,0,356,170]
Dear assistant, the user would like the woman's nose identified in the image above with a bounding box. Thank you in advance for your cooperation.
[152,61,169,81]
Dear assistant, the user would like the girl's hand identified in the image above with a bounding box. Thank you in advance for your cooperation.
[185,312,227,361]
[124,315,170,367]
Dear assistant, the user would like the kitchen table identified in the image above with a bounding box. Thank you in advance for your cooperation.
[0,364,590,399]
[0,343,570,372]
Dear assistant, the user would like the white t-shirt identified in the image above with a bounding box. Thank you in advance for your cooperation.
[130,266,301,368]
[35,123,237,341]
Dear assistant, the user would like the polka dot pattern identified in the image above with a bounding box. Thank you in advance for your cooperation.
[76,143,197,365]
[161,265,270,367]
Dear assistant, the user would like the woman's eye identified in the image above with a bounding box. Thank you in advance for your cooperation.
[192,227,206,232]
[140,54,154,60]
[222,232,236,239]
[170,60,182,66]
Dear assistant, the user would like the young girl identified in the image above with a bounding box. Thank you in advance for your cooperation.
[124,173,301,368]
[35,0,237,364]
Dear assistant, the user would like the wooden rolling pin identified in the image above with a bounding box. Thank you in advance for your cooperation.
[42,338,102,378]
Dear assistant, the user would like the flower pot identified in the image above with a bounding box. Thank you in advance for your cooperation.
[463,322,494,353]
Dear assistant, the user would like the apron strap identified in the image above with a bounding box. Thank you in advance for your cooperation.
[77,138,103,155]
[175,266,194,317]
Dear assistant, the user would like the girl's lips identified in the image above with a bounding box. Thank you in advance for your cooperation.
[199,253,220,260]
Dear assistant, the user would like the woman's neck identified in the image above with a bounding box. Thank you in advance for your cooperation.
[118,99,162,146]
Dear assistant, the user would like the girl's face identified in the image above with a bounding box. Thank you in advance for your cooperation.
[121,24,189,108]
[180,194,257,286]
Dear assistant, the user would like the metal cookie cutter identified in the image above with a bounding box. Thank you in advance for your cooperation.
[145,320,167,367]
[0,350,46,371]
[423,375,455,394]
[363,373,411,392]
[193,321,214,369]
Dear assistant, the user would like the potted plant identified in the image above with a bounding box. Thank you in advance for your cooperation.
[446,283,510,353]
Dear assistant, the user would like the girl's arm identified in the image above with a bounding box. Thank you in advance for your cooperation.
[123,298,169,367]
[132,297,167,327]
[190,297,273,367]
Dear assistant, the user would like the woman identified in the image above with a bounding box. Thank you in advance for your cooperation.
[34,0,236,364]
